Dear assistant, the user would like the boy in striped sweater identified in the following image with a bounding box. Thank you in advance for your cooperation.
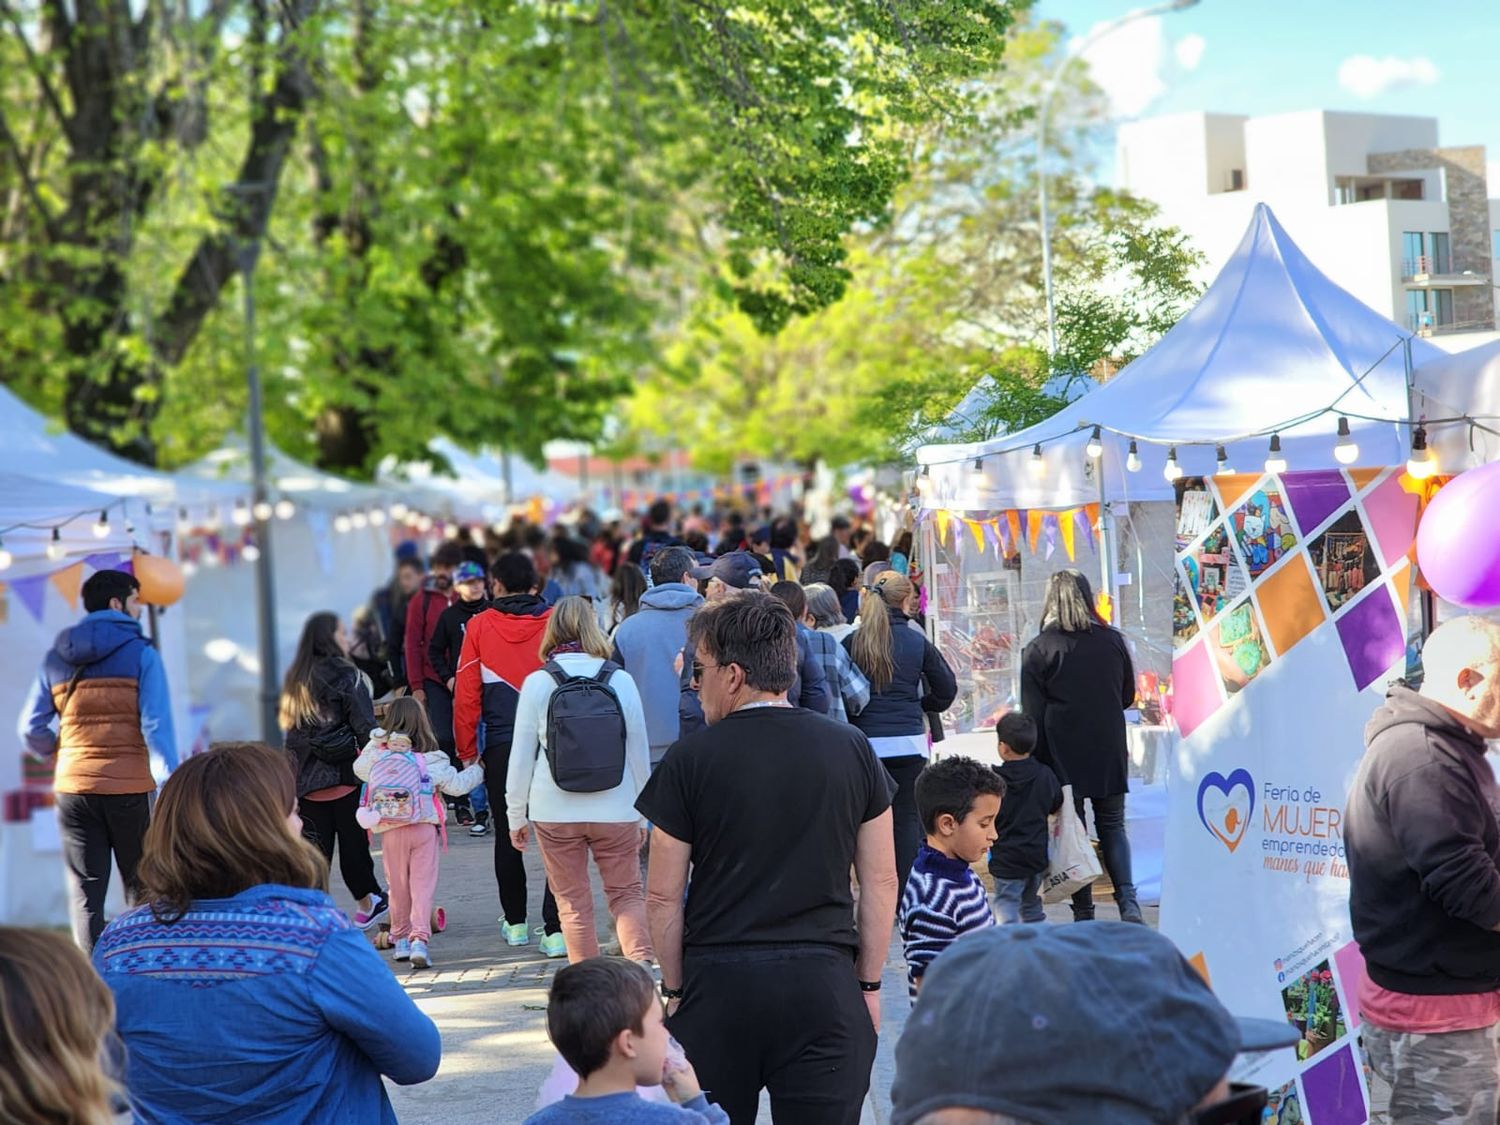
[899,756,1005,999]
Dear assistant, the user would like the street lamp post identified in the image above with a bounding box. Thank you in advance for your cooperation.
[1037,0,1199,356]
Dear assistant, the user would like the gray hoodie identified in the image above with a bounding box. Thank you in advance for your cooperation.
[611,582,704,759]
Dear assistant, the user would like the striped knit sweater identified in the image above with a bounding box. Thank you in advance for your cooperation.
[899,843,996,1000]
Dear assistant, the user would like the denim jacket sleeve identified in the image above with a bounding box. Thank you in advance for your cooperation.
[308,926,441,1085]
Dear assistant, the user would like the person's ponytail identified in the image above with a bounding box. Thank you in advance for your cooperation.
[850,571,913,693]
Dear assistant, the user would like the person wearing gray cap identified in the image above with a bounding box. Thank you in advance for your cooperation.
[890,923,1300,1125]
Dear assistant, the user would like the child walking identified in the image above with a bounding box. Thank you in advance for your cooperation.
[988,713,1063,925]
[354,697,483,969]
[899,755,1003,1000]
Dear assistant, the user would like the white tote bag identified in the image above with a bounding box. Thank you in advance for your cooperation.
[1040,785,1103,903]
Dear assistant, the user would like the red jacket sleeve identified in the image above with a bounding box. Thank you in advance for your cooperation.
[454,617,484,761]
[404,593,428,694]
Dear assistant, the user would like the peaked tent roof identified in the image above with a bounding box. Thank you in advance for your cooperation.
[184,434,387,511]
[1412,339,1500,471]
[917,204,1443,509]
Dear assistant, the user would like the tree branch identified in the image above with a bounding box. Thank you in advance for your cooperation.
[0,105,56,239]
[0,0,71,136]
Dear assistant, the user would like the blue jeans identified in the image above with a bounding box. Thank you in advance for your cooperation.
[1072,793,1135,919]
[468,782,489,817]
[991,875,1045,925]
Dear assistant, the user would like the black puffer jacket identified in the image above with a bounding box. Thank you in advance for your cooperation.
[428,596,491,684]
[283,658,376,797]
[843,607,957,740]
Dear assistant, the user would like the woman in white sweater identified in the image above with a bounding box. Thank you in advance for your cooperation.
[506,596,653,963]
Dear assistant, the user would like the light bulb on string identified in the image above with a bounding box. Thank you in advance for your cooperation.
[176,507,192,536]
[242,540,261,563]
[1029,444,1046,478]
[417,515,435,533]
[1125,441,1141,473]
[351,510,369,530]
[252,499,274,522]
[969,457,986,488]
[93,510,111,538]
[1407,424,1437,480]
[0,538,11,571]
[1163,447,1183,482]
[231,499,252,527]
[274,498,296,520]
[1214,445,1233,477]
[1085,426,1103,460]
[333,512,353,534]
[202,548,220,569]
[1265,434,1287,475]
[369,507,387,527]
[46,527,66,561]
[390,502,410,521]
[206,506,223,532]
[181,558,198,578]
[1333,416,1358,465]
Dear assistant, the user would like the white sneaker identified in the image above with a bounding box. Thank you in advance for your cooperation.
[410,940,431,969]
[393,938,411,962]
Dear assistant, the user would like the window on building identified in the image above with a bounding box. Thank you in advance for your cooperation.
[1429,232,1451,274]
[1391,179,1424,200]
[1406,289,1429,331]
[1402,232,1425,276]
[1433,289,1454,326]
[1229,168,1245,191]
[1493,229,1500,259]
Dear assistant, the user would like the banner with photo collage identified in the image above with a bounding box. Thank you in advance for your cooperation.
[1161,467,1420,1125]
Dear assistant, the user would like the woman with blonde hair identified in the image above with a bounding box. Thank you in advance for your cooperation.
[844,570,958,887]
[506,595,653,963]
[93,741,440,1122]
[0,927,118,1124]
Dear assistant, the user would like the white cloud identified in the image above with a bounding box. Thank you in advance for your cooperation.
[1337,55,1440,100]
[1175,33,1206,73]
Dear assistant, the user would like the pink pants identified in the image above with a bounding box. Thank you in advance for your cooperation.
[533,821,653,963]
[380,823,440,941]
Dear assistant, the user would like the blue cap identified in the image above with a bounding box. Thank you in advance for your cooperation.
[394,540,421,562]
[687,550,764,590]
[891,923,1299,1124]
[453,561,486,585]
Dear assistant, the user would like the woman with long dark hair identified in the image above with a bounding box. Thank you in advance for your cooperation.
[800,534,842,586]
[843,571,957,888]
[281,612,386,927]
[607,563,647,633]
[1021,569,1140,923]
[829,558,862,625]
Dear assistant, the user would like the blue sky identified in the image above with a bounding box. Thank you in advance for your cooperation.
[1035,0,1500,187]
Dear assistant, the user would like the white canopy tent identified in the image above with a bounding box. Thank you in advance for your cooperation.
[1412,339,1500,472]
[917,205,1444,510]
[379,439,581,522]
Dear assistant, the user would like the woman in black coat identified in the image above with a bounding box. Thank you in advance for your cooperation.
[281,611,386,927]
[1020,570,1140,923]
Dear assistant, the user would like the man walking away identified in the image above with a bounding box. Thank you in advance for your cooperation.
[20,570,178,949]
[639,593,897,1124]
[611,546,703,768]
[1346,615,1500,1122]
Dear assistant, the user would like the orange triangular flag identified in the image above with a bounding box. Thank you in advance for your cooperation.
[1027,510,1044,554]
[1059,509,1077,560]
[50,562,83,610]
[1084,503,1101,535]
[1006,510,1022,552]
[967,518,986,553]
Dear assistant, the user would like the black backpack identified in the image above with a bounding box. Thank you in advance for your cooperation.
[542,660,628,793]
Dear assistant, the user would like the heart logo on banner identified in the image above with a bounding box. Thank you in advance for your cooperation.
[1196,768,1255,853]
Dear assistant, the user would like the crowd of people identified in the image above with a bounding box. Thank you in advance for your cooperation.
[16,494,1500,1124]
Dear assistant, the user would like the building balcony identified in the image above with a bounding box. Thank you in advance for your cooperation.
[1402,257,1490,286]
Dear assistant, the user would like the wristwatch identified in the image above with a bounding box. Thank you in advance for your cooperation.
[858,980,882,993]
[661,985,685,1001]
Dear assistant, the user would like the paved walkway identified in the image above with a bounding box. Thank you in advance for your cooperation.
[338,826,1157,1124]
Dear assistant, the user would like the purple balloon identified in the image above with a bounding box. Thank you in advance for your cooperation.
[1417,461,1500,609]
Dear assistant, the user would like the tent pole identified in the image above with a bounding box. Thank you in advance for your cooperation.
[240,231,281,747]
[1095,453,1117,622]
[1404,336,1435,644]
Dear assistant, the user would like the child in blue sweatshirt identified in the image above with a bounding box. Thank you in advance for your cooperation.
[524,958,729,1124]
[899,755,1004,1000]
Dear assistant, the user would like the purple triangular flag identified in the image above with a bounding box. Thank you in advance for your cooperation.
[83,552,123,572]
[1043,515,1058,561]
[12,574,49,623]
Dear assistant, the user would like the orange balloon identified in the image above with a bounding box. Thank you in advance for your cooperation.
[133,552,185,606]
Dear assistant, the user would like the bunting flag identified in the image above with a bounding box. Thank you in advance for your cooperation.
[1058,510,1077,561]
[83,552,127,573]
[1027,510,1044,554]
[992,517,1011,555]
[1006,510,1022,553]
[49,563,83,610]
[966,518,986,553]
[1078,508,1097,554]
[11,574,49,624]
[1043,514,1059,560]
[935,509,952,551]
[1084,503,1101,536]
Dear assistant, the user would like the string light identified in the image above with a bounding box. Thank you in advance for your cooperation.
[0,539,10,571]
[201,548,220,569]
[1407,424,1437,480]
[333,512,353,534]
[177,507,192,536]
[969,457,986,488]
[1029,444,1045,479]
[1214,445,1233,477]
[351,510,369,530]
[231,500,252,527]
[369,508,387,527]
[916,465,932,497]
[206,506,223,531]
[1163,447,1183,482]
[274,498,296,520]
[46,527,66,561]
[390,502,410,521]
[1333,417,1358,465]
[181,558,198,578]
[242,540,261,563]
[252,499,274,522]
[1085,426,1103,460]
[93,510,111,538]
[1126,441,1141,473]
[1265,434,1287,475]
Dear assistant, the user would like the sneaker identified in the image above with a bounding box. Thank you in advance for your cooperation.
[469,819,489,837]
[454,804,475,827]
[354,891,390,930]
[410,940,431,969]
[502,921,529,947]
[538,930,567,959]
[393,938,411,962]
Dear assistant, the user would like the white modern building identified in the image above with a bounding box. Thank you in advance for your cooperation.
[1116,110,1499,339]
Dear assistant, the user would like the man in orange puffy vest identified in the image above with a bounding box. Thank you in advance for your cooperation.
[20,569,178,949]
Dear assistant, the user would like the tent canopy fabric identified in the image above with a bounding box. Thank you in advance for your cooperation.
[0,475,137,572]
[379,439,580,521]
[917,204,1443,510]
[1412,340,1500,471]
[185,434,386,511]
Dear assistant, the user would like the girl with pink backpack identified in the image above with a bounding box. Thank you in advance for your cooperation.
[354,697,483,968]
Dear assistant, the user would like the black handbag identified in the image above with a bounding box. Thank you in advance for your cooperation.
[305,720,358,765]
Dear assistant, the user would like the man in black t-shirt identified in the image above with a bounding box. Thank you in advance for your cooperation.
[637,592,898,1125]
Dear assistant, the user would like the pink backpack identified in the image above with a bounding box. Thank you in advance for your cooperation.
[356,732,436,830]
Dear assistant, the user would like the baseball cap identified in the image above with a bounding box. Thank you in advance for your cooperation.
[687,551,763,590]
[453,561,486,585]
[891,923,1300,1125]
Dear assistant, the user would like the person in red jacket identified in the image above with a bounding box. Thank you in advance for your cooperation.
[455,552,563,954]
[404,541,463,704]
